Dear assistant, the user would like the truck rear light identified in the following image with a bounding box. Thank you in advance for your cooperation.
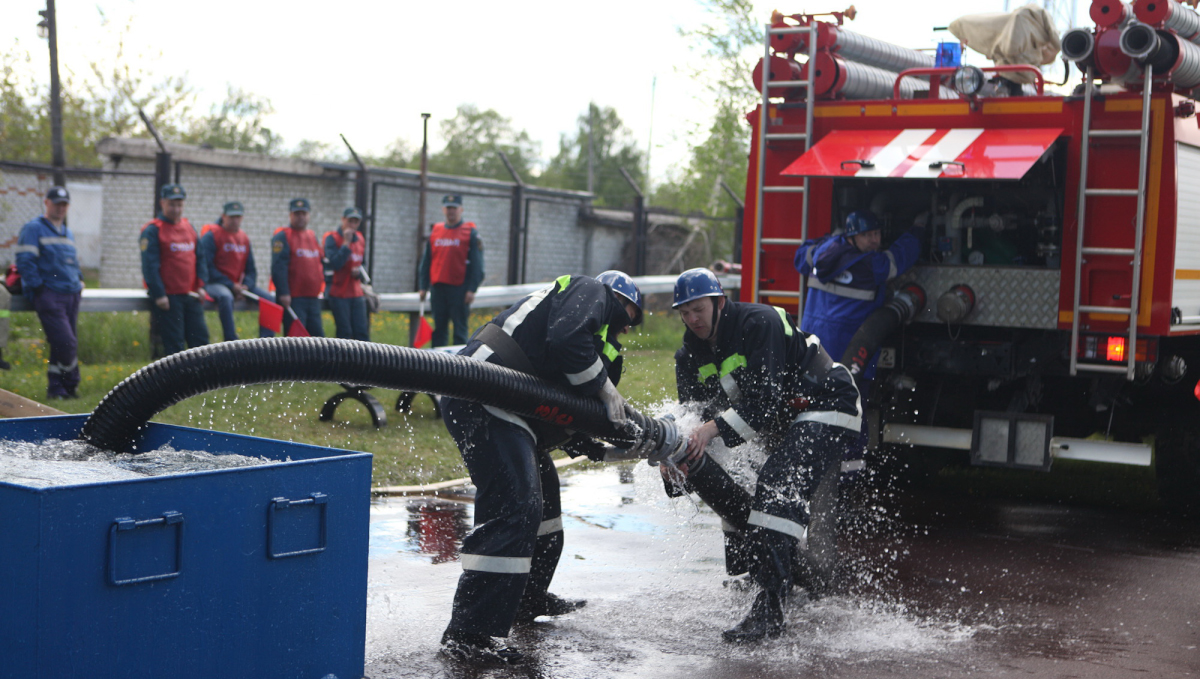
[1195,379,1200,402]
[1106,336,1126,362]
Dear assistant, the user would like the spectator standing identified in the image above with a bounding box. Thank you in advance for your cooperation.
[271,198,325,337]
[201,201,274,341]
[15,186,82,396]
[323,207,369,341]
[418,194,483,347]
[140,183,209,356]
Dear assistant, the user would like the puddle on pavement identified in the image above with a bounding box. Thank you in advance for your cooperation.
[364,461,978,677]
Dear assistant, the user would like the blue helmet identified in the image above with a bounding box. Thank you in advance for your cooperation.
[844,210,881,237]
[672,268,725,308]
[596,270,644,326]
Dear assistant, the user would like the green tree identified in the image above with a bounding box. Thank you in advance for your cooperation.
[428,104,539,182]
[181,86,281,154]
[540,102,645,208]
[366,138,416,169]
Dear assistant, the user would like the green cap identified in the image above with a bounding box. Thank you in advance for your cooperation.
[160,183,186,200]
[442,194,463,207]
[289,197,311,213]
[343,207,363,220]
[223,201,244,216]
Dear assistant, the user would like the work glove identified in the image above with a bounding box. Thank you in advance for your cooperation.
[561,433,607,462]
[361,284,381,314]
[598,377,629,428]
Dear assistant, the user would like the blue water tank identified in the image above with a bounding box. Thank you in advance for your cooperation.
[0,415,372,679]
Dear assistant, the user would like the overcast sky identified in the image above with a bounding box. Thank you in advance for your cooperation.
[2,0,1086,184]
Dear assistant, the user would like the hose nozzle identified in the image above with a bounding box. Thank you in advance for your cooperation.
[645,414,687,465]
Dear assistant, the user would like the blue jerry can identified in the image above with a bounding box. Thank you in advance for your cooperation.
[0,415,372,679]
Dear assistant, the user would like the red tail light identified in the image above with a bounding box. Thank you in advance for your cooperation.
[1106,336,1126,362]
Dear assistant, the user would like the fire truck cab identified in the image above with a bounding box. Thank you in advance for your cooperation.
[744,8,1200,510]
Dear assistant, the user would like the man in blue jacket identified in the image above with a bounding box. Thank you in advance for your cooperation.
[794,211,923,381]
[16,186,84,399]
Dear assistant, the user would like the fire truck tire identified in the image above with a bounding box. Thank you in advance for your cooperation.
[1155,423,1200,515]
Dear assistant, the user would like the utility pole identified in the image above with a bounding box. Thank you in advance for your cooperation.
[410,113,431,346]
[645,75,657,195]
[39,0,66,186]
[587,103,595,195]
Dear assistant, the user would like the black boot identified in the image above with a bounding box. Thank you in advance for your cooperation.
[439,629,524,665]
[514,591,587,623]
[722,589,785,643]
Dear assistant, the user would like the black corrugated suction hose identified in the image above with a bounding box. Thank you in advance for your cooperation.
[81,337,656,453]
[839,284,926,377]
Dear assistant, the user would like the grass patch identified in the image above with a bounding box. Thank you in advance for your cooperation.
[1,306,691,486]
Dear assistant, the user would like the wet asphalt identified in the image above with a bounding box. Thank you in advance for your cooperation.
[362,463,1200,678]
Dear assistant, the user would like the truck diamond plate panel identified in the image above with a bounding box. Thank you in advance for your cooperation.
[898,266,1060,329]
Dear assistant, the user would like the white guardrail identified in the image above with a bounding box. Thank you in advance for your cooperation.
[8,275,742,314]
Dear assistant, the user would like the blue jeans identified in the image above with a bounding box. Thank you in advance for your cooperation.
[207,283,274,341]
[327,295,369,341]
[289,296,325,337]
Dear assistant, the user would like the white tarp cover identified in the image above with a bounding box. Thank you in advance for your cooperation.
[949,3,1061,83]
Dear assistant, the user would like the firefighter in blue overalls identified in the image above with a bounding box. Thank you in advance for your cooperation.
[418,194,484,347]
[438,271,643,665]
[793,210,923,381]
[669,268,862,643]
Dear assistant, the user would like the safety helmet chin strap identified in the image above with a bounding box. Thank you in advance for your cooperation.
[704,298,722,342]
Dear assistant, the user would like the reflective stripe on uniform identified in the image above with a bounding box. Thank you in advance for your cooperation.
[13,245,38,255]
[460,553,532,574]
[39,237,74,248]
[719,372,741,402]
[748,510,808,548]
[772,306,794,336]
[501,282,556,335]
[719,407,757,441]
[556,274,572,292]
[841,459,866,473]
[884,250,898,280]
[538,516,563,536]
[567,356,604,385]
[807,278,876,301]
[47,359,78,374]
[595,324,619,361]
[793,409,862,432]
[698,363,717,381]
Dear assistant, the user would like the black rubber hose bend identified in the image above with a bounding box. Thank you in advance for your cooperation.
[81,337,655,453]
[839,284,926,377]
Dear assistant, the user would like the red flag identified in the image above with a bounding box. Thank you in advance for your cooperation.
[287,317,311,337]
[258,298,284,333]
[414,315,433,348]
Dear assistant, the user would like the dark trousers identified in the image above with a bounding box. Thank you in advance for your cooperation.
[207,282,274,341]
[441,398,563,638]
[152,294,209,356]
[328,295,369,341]
[289,297,325,337]
[33,288,80,396]
[430,283,471,347]
[693,421,849,596]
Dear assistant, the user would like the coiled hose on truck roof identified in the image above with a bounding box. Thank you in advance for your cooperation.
[81,337,669,454]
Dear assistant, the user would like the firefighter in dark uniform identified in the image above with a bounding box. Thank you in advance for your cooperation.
[418,194,483,347]
[140,183,209,356]
[669,268,862,643]
[323,207,369,341]
[271,198,325,336]
[438,271,644,665]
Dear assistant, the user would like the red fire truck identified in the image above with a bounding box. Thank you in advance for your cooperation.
[742,4,1200,509]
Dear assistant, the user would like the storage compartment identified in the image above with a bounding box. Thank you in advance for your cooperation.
[0,415,372,679]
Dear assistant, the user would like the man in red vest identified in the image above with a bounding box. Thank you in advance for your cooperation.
[271,197,325,336]
[140,183,209,356]
[418,194,484,346]
[201,201,274,341]
[323,207,369,341]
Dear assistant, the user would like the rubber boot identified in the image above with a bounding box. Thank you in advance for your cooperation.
[439,629,524,665]
[722,588,786,643]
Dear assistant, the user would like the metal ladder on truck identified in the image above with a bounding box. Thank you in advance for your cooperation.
[1069,65,1154,380]
[750,20,818,313]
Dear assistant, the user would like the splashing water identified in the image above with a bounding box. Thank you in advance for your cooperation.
[0,438,279,488]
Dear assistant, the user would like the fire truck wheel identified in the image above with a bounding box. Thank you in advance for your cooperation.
[1155,424,1200,516]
